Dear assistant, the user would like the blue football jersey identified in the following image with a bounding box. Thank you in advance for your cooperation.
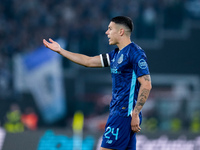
[100,42,150,117]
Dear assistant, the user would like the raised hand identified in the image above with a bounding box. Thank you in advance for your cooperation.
[43,38,61,53]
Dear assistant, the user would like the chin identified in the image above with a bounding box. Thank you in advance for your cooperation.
[109,41,115,45]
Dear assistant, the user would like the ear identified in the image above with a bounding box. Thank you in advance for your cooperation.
[119,28,125,36]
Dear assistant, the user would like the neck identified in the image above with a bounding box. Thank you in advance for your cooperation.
[117,38,131,50]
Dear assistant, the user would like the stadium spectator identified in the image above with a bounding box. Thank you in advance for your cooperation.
[3,103,24,133]
[21,107,38,130]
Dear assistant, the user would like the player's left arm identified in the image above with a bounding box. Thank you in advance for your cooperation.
[131,74,152,132]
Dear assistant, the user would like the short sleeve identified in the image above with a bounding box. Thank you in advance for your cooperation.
[130,50,150,77]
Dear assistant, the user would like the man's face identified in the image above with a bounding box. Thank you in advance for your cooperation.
[105,22,120,45]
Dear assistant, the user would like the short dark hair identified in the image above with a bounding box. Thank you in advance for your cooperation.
[111,16,133,32]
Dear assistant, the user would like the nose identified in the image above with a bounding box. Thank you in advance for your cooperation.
[105,30,108,35]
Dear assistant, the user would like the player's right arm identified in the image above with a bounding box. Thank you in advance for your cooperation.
[43,38,102,68]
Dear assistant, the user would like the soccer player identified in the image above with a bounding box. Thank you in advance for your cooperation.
[43,16,152,150]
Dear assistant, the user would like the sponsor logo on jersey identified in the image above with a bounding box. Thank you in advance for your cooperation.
[111,68,121,74]
[138,59,147,69]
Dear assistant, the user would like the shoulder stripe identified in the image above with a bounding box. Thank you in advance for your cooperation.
[128,70,136,116]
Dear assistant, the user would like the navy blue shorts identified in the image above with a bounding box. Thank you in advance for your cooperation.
[101,114,142,150]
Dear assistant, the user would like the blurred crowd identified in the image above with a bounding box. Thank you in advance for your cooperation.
[0,0,189,55]
[3,103,38,132]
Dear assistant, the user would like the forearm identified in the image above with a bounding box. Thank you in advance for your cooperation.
[133,75,152,115]
[131,82,151,132]
[59,48,101,67]
[59,48,90,67]
[133,86,151,115]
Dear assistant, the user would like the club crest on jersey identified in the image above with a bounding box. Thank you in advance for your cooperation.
[138,59,147,69]
[118,54,124,64]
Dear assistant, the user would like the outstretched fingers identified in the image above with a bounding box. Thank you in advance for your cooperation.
[49,38,54,43]
[43,38,61,53]
[43,39,49,47]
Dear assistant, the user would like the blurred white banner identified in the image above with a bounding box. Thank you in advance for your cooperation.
[13,40,66,123]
